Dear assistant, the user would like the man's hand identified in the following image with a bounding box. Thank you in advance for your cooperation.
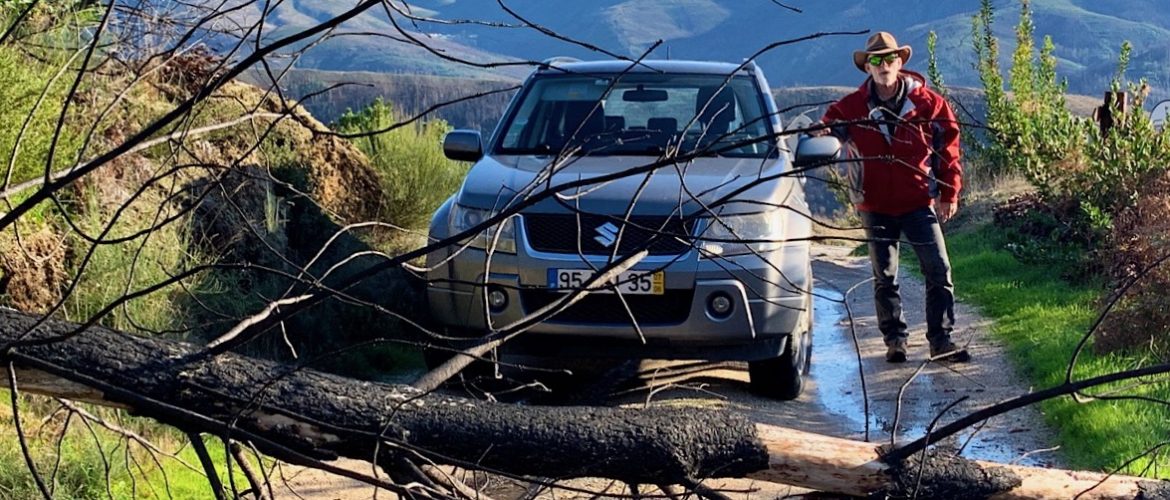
[937,200,958,224]
[808,121,830,137]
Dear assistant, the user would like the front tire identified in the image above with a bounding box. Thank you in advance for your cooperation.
[748,296,813,400]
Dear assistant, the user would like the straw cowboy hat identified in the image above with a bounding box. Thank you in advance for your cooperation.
[853,31,912,72]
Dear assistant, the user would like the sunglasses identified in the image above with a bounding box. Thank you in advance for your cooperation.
[867,53,900,66]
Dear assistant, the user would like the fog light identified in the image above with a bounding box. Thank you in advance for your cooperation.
[707,292,733,319]
[487,287,508,312]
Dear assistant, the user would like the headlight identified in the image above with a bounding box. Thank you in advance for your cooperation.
[697,213,782,257]
[449,204,517,254]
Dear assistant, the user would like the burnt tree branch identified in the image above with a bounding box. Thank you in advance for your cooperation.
[0,308,1167,498]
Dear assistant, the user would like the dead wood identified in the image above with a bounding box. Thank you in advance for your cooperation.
[1,308,1167,499]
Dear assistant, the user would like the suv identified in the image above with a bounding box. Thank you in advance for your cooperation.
[425,58,837,399]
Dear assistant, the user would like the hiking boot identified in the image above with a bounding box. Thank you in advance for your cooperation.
[930,341,971,363]
[885,339,908,363]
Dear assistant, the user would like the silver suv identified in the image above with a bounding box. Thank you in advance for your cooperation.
[425,59,837,399]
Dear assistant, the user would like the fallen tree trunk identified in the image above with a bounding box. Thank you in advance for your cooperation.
[751,425,1170,499]
[0,309,1167,499]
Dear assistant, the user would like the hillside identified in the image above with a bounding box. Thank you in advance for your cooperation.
[0,42,422,369]
[772,85,1101,122]
[272,65,1102,136]
[242,68,519,130]
[204,0,528,80]
[225,0,1170,104]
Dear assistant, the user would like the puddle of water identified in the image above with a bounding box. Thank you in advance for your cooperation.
[810,292,879,434]
[810,292,1053,466]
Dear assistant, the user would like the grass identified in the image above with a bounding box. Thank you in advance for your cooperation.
[944,225,1170,475]
[62,185,207,333]
[0,394,265,499]
[0,44,78,186]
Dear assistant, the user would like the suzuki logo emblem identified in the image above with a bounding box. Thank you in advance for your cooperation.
[594,222,620,248]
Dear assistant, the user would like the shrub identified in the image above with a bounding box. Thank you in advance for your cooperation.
[334,98,468,232]
[971,0,1170,354]
[1097,172,1170,355]
[974,0,1170,217]
[971,0,1088,192]
[992,193,1106,282]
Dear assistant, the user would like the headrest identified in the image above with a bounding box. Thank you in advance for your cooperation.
[562,101,605,139]
[647,117,678,133]
[604,115,626,131]
[696,87,736,134]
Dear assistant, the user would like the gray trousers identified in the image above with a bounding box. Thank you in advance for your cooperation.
[859,207,955,347]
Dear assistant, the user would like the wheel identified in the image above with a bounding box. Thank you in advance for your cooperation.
[802,296,815,374]
[748,332,804,400]
[749,295,813,400]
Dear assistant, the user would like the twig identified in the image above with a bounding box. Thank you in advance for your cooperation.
[0,0,40,45]
[188,432,227,500]
[420,464,496,500]
[230,441,268,500]
[680,477,732,500]
[0,112,285,201]
[767,0,803,13]
[205,295,313,350]
[55,400,201,473]
[886,362,1170,462]
[7,362,53,500]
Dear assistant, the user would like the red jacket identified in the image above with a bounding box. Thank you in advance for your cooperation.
[821,70,962,216]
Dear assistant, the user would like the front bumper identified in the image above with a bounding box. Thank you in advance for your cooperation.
[426,230,811,360]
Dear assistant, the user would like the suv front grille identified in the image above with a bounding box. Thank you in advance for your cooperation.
[523,214,694,255]
[519,289,694,325]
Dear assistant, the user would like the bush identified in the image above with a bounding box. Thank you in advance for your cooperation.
[334,98,468,232]
[972,0,1170,218]
[1097,172,1170,355]
[973,0,1170,354]
[992,193,1107,282]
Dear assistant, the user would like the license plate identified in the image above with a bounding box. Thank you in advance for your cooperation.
[548,269,664,295]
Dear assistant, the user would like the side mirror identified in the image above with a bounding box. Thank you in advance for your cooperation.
[443,130,483,162]
[793,135,841,168]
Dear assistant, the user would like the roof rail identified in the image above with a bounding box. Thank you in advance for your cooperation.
[742,58,760,73]
[541,56,582,68]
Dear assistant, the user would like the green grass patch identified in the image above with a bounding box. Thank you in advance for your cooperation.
[62,186,207,333]
[0,44,86,225]
[0,394,265,499]
[945,226,1170,475]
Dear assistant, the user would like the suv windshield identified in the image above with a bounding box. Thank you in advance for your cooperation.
[496,73,776,158]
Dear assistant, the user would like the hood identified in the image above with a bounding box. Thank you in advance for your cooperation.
[456,154,801,217]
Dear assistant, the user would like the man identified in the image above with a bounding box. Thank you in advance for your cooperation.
[814,32,969,363]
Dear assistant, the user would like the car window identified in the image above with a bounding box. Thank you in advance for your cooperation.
[496,73,776,158]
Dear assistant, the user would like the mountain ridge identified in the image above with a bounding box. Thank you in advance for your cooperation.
[225,0,1170,104]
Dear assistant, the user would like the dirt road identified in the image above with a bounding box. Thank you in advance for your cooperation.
[276,244,1062,498]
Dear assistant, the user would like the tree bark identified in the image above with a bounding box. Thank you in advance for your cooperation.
[1,309,1166,499]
